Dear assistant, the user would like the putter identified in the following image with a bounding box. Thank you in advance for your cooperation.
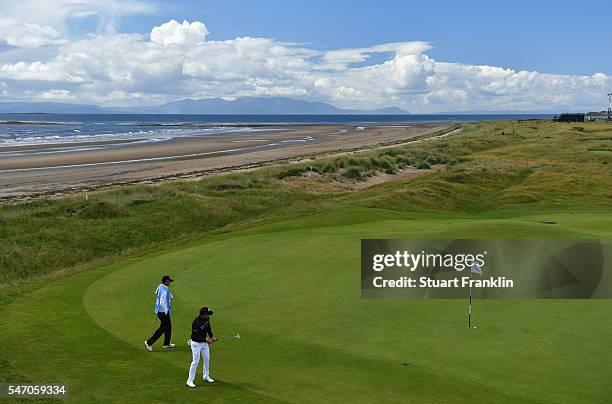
[219,334,241,341]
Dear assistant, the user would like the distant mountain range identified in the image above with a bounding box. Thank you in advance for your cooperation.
[0,97,410,115]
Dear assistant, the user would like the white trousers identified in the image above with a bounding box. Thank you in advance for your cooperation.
[187,341,210,382]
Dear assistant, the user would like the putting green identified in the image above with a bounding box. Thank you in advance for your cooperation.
[5,213,612,402]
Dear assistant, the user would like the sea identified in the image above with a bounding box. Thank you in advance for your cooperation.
[0,114,553,146]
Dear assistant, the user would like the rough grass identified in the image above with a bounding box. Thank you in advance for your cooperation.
[1,120,611,283]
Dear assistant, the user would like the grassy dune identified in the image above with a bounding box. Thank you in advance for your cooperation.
[2,120,612,402]
[2,121,610,284]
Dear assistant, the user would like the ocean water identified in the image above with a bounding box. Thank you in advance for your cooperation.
[0,113,553,146]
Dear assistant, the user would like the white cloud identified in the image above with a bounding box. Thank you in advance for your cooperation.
[0,19,66,48]
[0,60,86,82]
[0,0,156,35]
[151,20,209,46]
[0,14,609,112]
[39,89,76,100]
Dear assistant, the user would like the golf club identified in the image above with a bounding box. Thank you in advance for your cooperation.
[217,334,241,341]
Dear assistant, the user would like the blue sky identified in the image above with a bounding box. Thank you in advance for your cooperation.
[123,0,612,76]
[0,0,610,112]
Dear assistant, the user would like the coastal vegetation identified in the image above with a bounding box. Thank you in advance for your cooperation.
[2,120,611,284]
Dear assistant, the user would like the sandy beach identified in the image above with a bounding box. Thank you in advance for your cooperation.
[0,123,454,200]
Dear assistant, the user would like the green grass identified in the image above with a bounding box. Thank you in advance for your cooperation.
[3,212,612,402]
[0,121,608,284]
[2,120,611,284]
[2,120,612,402]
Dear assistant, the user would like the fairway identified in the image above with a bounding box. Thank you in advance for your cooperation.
[4,210,612,402]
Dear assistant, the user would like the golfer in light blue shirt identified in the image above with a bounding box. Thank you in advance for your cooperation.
[144,275,176,351]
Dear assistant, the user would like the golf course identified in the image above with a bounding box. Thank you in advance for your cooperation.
[2,121,612,402]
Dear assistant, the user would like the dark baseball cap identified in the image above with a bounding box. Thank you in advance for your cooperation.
[200,307,213,315]
[162,275,174,283]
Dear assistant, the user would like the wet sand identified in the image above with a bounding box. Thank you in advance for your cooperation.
[0,123,454,200]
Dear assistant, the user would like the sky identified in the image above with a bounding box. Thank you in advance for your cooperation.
[0,0,610,113]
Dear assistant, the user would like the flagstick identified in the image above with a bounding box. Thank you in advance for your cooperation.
[468,268,472,328]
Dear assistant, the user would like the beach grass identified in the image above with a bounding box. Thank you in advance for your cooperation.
[1,120,610,284]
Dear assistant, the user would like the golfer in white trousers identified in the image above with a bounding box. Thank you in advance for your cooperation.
[186,307,216,388]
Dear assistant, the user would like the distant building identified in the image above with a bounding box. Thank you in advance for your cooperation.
[585,112,609,122]
[554,113,585,122]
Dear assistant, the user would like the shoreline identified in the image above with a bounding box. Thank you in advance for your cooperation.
[0,123,459,203]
